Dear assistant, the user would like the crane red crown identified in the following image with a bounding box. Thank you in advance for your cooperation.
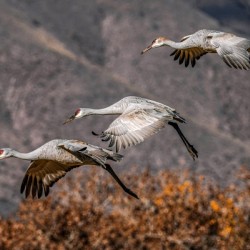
[75,108,81,116]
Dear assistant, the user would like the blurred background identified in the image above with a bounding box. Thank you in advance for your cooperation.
[0,0,249,248]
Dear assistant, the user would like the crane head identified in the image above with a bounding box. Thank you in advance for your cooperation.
[0,148,13,159]
[141,37,168,54]
[63,108,92,124]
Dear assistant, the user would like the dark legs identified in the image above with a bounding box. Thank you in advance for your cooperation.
[168,122,198,160]
[103,164,139,199]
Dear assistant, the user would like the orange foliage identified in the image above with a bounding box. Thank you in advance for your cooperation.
[0,167,249,250]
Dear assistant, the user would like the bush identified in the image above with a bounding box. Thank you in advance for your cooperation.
[0,167,249,250]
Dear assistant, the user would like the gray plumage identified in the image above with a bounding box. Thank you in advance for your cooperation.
[64,96,198,160]
[141,29,250,69]
[0,139,138,199]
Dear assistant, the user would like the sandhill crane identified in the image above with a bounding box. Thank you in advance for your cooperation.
[141,29,250,69]
[0,139,138,199]
[64,96,198,160]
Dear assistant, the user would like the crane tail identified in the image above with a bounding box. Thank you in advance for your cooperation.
[108,152,123,162]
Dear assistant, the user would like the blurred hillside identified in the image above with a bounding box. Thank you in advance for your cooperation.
[0,0,249,216]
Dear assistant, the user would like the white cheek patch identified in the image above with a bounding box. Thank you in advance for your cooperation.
[153,42,162,48]
[75,112,82,118]
[74,108,81,118]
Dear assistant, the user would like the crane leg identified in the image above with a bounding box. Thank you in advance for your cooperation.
[103,164,139,200]
[168,122,198,160]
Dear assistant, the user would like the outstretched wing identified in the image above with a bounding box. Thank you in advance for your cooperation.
[216,44,250,70]
[170,34,207,67]
[20,141,123,199]
[98,108,169,152]
[170,47,207,67]
[20,160,80,199]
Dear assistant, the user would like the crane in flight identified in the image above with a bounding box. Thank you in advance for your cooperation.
[0,139,138,199]
[141,29,250,69]
[64,96,198,160]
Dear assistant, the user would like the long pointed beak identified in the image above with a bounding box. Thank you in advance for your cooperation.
[141,44,153,54]
[63,115,76,125]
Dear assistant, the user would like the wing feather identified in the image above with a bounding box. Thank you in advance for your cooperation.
[25,175,33,198]
[179,51,185,64]
[174,50,181,60]
[216,45,250,70]
[32,176,37,198]
[185,50,189,67]
[98,109,168,152]
[20,160,80,199]
[20,175,28,194]
[170,47,207,67]
[37,177,43,198]
[21,141,123,199]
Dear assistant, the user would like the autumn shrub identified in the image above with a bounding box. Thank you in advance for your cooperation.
[0,167,249,250]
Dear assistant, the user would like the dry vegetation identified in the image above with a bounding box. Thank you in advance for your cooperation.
[0,167,249,250]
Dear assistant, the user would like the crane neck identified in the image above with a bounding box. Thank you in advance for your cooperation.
[163,39,189,49]
[11,149,39,161]
[86,106,123,116]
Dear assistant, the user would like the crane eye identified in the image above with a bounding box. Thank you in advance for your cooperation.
[75,108,81,116]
